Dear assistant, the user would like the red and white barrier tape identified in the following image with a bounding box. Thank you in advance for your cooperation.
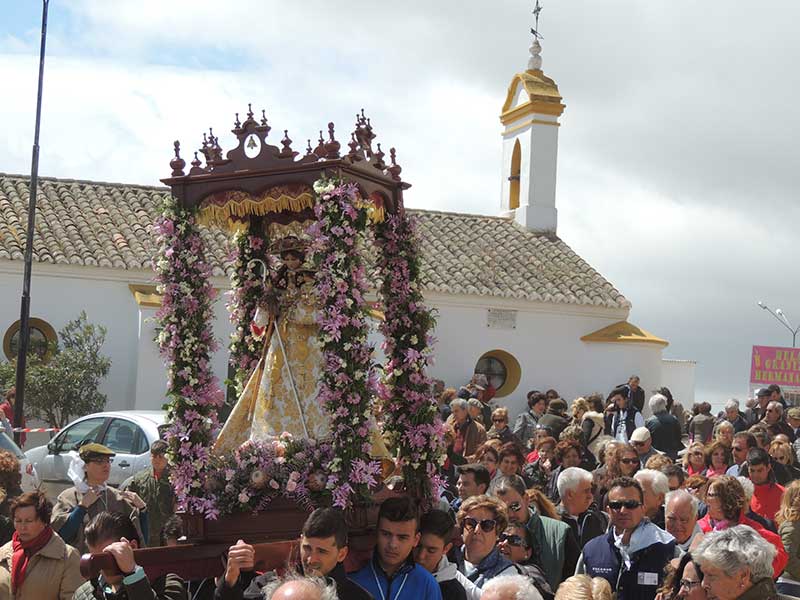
[11,427,60,433]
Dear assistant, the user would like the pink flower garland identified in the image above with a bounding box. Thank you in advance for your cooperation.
[226,228,269,394]
[153,198,224,518]
[375,211,445,503]
[307,177,380,509]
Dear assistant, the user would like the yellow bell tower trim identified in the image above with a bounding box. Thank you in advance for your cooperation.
[581,321,669,347]
[500,70,566,126]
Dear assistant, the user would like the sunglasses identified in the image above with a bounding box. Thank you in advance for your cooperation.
[690,451,704,456]
[492,418,506,423]
[631,441,647,446]
[608,500,642,511]
[498,533,528,548]
[680,579,702,590]
[619,458,638,465]
[507,501,522,512]
[463,517,497,533]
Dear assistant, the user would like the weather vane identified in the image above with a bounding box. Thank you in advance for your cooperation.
[531,0,544,40]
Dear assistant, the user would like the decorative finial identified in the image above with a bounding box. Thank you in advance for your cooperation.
[348,132,361,159]
[280,129,295,158]
[234,112,241,129]
[314,130,326,158]
[191,151,202,168]
[247,103,254,120]
[372,143,386,170]
[324,122,341,159]
[528,0,544,71]
[170,140,186,176]
[306,139,313,155]
[260,109,268,127]
[387,147,402,181]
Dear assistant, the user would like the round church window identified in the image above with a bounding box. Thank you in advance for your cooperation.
[3,318,57,362]
[475,356,507,390]
[474,349,522,398]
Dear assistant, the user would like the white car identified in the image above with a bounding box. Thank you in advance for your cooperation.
[25,410,167,497]
[0,432,40,492]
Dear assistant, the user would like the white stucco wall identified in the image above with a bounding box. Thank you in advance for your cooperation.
[424,293,665,420]
[661,359,697,408]
[0,261,681,430]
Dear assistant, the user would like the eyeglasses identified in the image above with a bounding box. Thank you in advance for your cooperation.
[631,441,647,447]
[498,533,528,548]
[680,579,702,590]
[608,500,642,511]
[88,458,113,465]
[507,501,522,512]
[492,418,506,423]
[463,517,497,533]
[620,458,638,465]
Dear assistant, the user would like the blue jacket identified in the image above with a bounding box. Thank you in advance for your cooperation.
[577,520,675,600]
[352,555,442,600]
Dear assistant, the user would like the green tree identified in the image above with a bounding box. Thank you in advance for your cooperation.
[0,312,111,428]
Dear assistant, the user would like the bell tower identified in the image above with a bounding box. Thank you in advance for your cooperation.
[499,16,565,233]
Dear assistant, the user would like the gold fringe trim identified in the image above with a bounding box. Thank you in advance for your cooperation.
[197,190,386,231]
[197,192,315,231]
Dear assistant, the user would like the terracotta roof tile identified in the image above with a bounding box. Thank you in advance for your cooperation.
[0,173,630,310]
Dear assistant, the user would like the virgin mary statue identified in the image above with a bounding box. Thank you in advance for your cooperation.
[214,236,329,453]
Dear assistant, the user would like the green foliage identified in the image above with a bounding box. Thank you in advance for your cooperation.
[0,312,111,428]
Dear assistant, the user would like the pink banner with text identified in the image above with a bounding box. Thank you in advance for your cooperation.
[751,345,800,387]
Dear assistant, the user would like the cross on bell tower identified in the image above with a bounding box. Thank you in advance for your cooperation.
[497,1,566,233]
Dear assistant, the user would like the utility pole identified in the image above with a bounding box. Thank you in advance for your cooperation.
[14,0,50,446]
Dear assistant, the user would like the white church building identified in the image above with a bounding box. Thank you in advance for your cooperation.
[0,39,694,435]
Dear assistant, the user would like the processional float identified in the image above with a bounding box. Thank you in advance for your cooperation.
[81,105,444,580]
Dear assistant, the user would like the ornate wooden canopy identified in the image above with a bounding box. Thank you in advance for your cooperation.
[161,106,410,227]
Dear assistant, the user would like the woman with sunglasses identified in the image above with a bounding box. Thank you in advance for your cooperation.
[683,443,707,476]
[487,408,519,447]
[457,495,519,590]
[696,475,787,579]
[498,522,554,600]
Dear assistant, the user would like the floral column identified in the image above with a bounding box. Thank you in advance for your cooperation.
[375,210,445,503]
[307,178,381,509]
[154,198,224,518]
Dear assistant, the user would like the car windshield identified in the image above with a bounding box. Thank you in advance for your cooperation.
[0,433,25,458]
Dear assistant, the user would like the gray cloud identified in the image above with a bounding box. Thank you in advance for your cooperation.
[2,0,798,408]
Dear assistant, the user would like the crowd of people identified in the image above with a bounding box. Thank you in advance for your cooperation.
[0,379,798,599]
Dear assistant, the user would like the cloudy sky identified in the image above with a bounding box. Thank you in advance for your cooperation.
[1,1,798,408]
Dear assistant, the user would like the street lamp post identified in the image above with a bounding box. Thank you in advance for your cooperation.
[758,301,800,348]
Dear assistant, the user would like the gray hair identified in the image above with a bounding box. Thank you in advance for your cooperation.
[665,489,698,517]
[467,398,483,410]
[489,474,527,498]
[767,401,783,415]
[450,398,468,411]
[716,420,734,433]
[557,466,593,499]
[262,575,338,600]
[480,574,544,600]
[725,398,740,411]
[648,394,668,414]
[694,525,775,582]
[737,476,755,502]
[634,469,670,498]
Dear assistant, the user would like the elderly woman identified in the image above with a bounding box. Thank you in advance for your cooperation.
[449,398,487,461]
[704,441,732,478]
[683,442,707,476]
[554,574,614,600]
[488,407,519,446]
[696,475,787,578]
[694,525,792,600]
[457,494,517,589]
[51,443,147,553]
[776,480,800,596]
[0,490,83,600]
